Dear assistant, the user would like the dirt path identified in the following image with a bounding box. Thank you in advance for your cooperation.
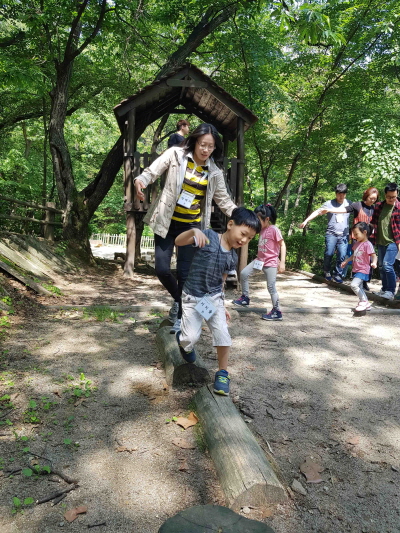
[0,264,399,533]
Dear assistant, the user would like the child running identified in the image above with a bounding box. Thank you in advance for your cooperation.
[233,204,286,321]
[174,207,261,396]
[341,221,377,311]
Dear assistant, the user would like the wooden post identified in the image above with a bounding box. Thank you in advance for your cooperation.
[223,132,229,160]
[124,108,136,278]
[236,117,248,274]
[44,202,56,241]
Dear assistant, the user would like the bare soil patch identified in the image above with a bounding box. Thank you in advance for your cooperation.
[0,263,399,533]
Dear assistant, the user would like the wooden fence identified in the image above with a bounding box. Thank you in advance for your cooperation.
[0,194,63,242]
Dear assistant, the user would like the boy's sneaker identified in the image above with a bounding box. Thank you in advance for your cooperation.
[170,318,181,334]
[213,370,230,396]
[333,275,343,283]
[176,332,196,363]
[394,291,400,301]
[381,291,394,300]
[324,272,332,281]
[232,295,250,306]
[168,301,179,322]
[262,309,283,321]
[355,301,371,312]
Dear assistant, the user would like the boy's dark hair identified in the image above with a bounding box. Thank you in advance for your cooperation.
[183,123,223,168]
[384,182,399,194]
[254,203,277,224]
[228,207,261,233]
[353,221,372,236]
[177,119,189,131]
[335,183,348,193]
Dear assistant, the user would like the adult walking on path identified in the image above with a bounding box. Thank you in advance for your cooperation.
[167,119,190,148]
[370,182,400,300]
[300,183,350,283]
[319,186,379,289]
[134,123,236,333]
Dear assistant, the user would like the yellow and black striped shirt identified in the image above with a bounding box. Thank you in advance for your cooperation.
[171,158,208,223]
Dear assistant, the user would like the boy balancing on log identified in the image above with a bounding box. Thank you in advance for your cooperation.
[174,207,261,396]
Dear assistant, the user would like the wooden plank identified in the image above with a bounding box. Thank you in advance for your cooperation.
[0,194,63,213]
[155,326,210,387]
[0,214,62,226]
[0,259,52,296]
[0,242,50,280]
[166,79,208,88]
[3,234,76,273]
[188,71,257,126]
[194,385,287,511]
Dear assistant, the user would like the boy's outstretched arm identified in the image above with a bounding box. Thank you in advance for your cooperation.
[175,228,209,247]
[278,240,286,273]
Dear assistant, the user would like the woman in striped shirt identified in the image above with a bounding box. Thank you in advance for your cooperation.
[134,123,236,333]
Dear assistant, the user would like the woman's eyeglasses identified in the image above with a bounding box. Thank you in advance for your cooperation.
[197,142,215,152]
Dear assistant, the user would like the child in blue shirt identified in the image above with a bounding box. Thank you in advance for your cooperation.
[174,207,261,395]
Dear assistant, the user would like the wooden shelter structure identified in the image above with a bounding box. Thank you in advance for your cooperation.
[113,63,258,276]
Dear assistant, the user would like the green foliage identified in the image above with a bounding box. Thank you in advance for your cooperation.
[42,283,63,296]
[83,306,124,322]
[1,0,400,267]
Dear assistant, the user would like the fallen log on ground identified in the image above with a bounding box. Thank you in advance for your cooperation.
[194,385,287,512]
[155,326,210,387]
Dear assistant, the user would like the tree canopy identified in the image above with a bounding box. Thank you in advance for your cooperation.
[1,0,400,266]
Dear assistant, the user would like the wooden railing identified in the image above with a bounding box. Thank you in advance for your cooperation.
[0,194,63,241]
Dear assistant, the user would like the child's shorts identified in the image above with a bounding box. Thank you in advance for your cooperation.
[180,291,231,351]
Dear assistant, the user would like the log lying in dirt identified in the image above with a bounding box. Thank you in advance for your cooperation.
[194,385,287,512]
[155,326,210,387]
[159,504,276,532]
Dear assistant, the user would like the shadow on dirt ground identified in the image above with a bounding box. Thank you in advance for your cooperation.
[0,264,399,533]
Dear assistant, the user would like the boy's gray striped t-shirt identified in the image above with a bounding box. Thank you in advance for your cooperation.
[183,229,237,298]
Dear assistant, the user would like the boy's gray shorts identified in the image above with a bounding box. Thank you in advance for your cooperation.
[179,291,232,352]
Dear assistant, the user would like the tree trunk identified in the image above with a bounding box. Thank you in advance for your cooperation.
[49,63,92,259]
[77,5,238,260]
[288,177,303,236]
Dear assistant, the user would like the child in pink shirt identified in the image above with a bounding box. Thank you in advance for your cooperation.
[341,221,377,312]
[233,204,286,320]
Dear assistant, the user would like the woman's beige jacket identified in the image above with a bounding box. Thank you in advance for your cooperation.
[135,146,236,238]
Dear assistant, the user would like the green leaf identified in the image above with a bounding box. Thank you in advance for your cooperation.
[13,497,21,507]
[29,400,37,409]
[63,438,72,445]
[23,497,34,505]
[42,465,51,474]
[22,468,33,477]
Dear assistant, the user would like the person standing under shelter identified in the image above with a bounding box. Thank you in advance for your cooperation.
[300,183,350,283]
[370,182,400,300]
[134,123,237,334]
[167,119,190,148]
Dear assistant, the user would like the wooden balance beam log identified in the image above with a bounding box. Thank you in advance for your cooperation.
[194,385,287,512]
[155,326,210,387]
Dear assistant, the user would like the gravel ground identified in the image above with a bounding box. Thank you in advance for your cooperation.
[0,264,399,533]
